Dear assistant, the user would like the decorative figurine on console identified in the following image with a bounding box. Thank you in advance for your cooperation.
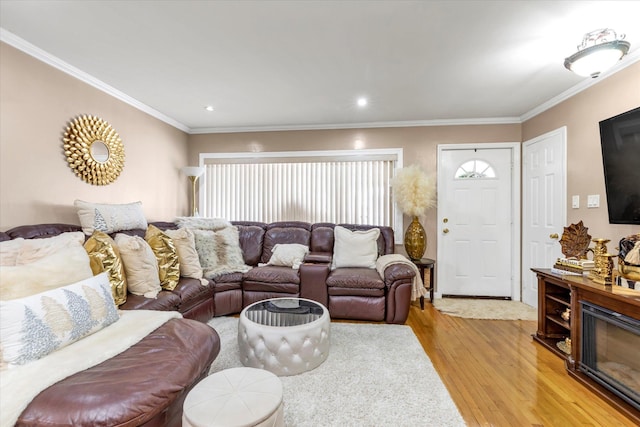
[588,238,615,285]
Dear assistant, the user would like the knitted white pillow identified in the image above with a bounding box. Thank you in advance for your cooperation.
[331,226,380,270]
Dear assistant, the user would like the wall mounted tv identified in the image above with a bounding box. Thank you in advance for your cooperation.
[599,106,640,225]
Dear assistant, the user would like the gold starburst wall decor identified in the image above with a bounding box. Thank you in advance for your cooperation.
[62,115,125,185]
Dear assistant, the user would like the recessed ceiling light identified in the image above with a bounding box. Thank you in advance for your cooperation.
[357,97,368,107]
[204,105,214,112]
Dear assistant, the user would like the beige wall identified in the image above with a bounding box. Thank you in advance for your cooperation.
[0,42,190,230]
[188,124,521,258]
[522,61,640,241]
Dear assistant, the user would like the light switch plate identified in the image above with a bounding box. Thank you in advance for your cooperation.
[587,194,600,208]
[572,195,580,209]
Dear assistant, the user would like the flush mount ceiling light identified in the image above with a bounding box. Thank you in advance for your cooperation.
[357,97,368,107]
[564,28,630,78]
[204,105,214,112]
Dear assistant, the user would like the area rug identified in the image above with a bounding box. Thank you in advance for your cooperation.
[433,298,537,320]
[207,317,465,427]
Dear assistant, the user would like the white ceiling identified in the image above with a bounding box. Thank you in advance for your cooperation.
[1,1,639,134]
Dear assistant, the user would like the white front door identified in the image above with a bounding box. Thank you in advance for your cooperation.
[522,128,567,307]
[437,145,519,298]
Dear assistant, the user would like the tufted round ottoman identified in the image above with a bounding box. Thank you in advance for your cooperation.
[182,367,284,427]
[238,297,330,376]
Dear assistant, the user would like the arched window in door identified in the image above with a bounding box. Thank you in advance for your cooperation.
[455,159,496,179]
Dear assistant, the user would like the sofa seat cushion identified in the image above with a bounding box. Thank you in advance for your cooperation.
[170,278,214,312]
[243,265,300,285]
[119,291,180,311]
[16,318,220,427]
[326,268,385,290]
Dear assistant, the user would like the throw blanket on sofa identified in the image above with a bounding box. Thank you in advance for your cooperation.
[376,254,428,301]
[0,310,181,427]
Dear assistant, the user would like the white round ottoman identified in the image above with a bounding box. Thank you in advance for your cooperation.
[238,297,330,376]
[182,367,284,427]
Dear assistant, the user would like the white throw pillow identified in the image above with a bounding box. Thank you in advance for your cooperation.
[114,234,161,298]
[0,272,119,366]
[165,228,204,280]
[331,226,380,270]
[75,200,148,235]
[0,245,94,300]
[261,243,309,270]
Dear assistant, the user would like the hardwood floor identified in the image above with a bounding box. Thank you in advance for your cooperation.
[406,302,636,427]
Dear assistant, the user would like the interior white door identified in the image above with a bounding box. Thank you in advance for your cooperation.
[522,128,567,307]
[438,147,514,297]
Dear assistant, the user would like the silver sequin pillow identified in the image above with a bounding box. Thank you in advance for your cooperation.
[0,272,119,366]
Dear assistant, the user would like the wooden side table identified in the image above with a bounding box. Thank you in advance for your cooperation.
[412,258,436,309]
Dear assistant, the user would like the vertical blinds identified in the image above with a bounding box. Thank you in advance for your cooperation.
[202,159,396,226]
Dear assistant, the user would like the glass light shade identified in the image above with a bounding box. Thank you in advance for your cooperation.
[564,41,630,78]
[181,166,205,177]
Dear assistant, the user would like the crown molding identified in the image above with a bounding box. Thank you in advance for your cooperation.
[0,28,190,133]
[520,48,640,122]
[3,27,638,135]
[189,116,522,134]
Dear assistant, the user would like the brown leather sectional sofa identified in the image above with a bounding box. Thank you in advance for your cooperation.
[0,220,415,426]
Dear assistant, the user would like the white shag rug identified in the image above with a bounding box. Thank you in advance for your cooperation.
[434,298,537,320]
[207,317,466,427]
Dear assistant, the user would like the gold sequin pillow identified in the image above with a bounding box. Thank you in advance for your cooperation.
[145,225,180,291]
[84,231,127,306]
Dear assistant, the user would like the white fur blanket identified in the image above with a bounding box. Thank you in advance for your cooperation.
[175,217,232,231]
[376,254,427,301]
[0,310,181,427]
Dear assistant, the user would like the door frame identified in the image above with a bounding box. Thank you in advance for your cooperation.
[436,143,521,300]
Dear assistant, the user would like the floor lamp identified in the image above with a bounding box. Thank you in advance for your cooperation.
[181,166,205,217]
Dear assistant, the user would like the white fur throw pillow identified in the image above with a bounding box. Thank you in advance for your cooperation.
[331,226,380,270]
[175,217,232,231]
[165,228,204,281]
[260,243,309,270]
[0,272,119,366]
[192,227,251,279]
[0,238,25,266]
[15,232,86,265]
[0,246,94,300]
[75,200,148,235]
[114,234,161,298]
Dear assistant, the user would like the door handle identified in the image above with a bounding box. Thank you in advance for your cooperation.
[443,228,449,234]
[550,233,559,239]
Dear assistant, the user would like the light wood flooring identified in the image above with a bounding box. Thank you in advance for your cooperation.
[406,302,636,427]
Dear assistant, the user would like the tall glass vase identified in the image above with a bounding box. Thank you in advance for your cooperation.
[404,216,426,261]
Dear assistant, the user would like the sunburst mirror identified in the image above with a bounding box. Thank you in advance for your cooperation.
[62,115,125,185]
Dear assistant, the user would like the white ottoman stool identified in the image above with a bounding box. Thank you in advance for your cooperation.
[239,297,330,376]
[182,367,284,427]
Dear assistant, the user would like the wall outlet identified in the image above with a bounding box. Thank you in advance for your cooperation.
[587,194,600,208]
[572,195,580,209]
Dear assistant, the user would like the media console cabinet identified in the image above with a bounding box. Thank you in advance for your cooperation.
[532,268,640,423]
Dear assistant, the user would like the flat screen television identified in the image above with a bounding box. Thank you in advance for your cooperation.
[599,106,640,225]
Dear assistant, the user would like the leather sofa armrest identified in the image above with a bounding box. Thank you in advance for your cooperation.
[382,263,415,286]
[304,252,332,264]
[383,263,415,324]
[299,262,330,307]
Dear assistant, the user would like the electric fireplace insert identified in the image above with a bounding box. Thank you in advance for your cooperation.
[580,301,640,411]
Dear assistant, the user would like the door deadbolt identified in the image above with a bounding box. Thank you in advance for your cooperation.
[443,218,448,223]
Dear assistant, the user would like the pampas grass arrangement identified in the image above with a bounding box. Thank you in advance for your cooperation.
[391,165,436,216]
